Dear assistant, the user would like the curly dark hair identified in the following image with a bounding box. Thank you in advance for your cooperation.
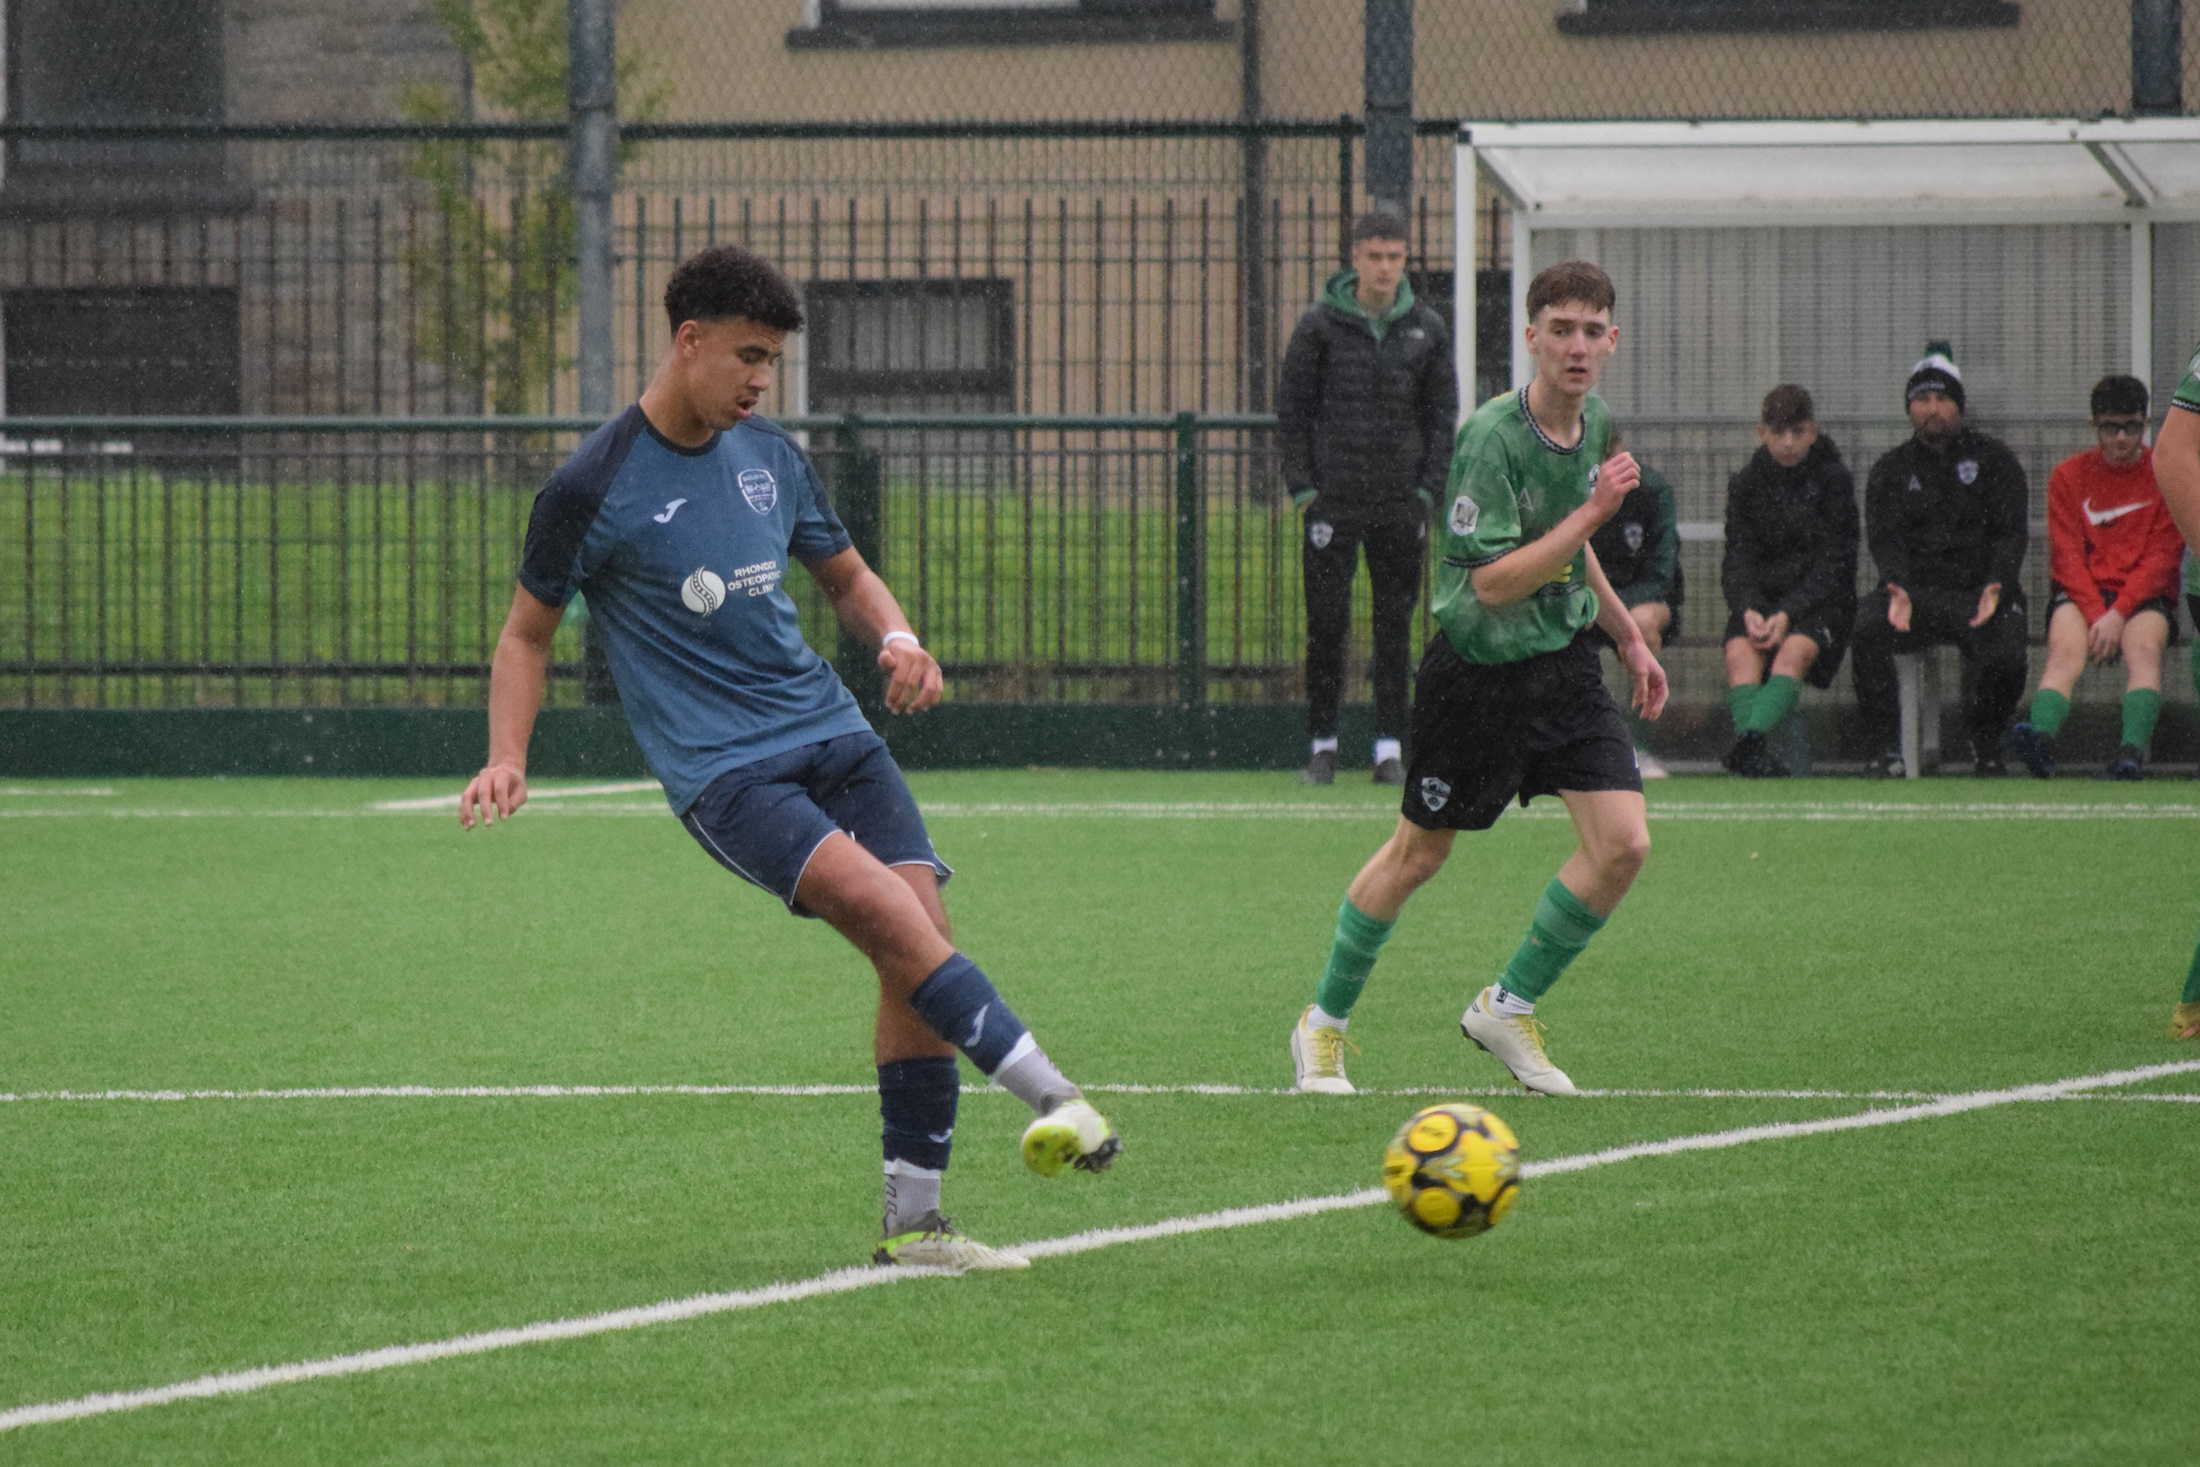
[663,245,805,336]
[1760,384,1816,430]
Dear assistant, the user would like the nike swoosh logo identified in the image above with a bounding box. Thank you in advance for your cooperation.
[2083,498,2146,526]
[927,1129,954,1145]
[965,1005,988,1049]
[652,498,689,523]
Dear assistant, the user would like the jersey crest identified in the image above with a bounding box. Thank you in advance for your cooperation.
[739,467,778,514]
[1449,496,1477,536]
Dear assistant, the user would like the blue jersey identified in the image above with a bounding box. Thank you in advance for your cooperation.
[518,405,871,812]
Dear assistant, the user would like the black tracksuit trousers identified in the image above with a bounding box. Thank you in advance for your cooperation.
[1850,586,2030,759]
[1303,511,1425,741]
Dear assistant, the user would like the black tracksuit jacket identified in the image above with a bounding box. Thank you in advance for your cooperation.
[1862,428,2029,596]
[1278,284,1458,520]
[1722,436,1860,631]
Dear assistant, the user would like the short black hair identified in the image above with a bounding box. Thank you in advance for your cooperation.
[1761,384,1815,430]
[1350,211,1410,247]
[663,245,804,336]
[2090,373,2148,419]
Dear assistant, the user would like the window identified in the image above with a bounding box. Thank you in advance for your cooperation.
[4,0,245,214]
[805,279,1016,416]
[4,287,241,418]
[788,0,1231,50]
[1555,0,2018,36]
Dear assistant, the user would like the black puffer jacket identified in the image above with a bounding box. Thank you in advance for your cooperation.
[1278,271,1458,518]
[1722,435,1859,627]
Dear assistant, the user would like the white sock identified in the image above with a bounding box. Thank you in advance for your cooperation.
[1373,738,1402,765]
[1311,737,1339,755]
[882,1159,942,1236]
[995,1037,1081,1115]
[1307,1004,1349,1032]
[1487,984,1536,1017]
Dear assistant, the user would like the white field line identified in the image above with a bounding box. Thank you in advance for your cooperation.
[371,781,662,811]
[0,786,113,796]
[5,1078,2196,1105]
[5,797,2197,822]
[4,1056,2196,1435]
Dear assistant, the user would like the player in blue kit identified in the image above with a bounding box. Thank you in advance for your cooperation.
[459,246,1118,1271]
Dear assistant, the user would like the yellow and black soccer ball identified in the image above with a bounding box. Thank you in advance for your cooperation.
[1381,1103,1521,1239]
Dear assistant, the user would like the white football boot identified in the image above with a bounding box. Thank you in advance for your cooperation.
[874,1212,1030,1271]
[1460,985,1578,1096]
[1290,1005,1358,1094]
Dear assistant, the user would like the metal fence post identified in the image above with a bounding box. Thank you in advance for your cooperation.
[1174,411,1206,718]
[569,0,618,416]
[1363,0,1414,222]
[834,418,885,708]
[2133,0,2183,114]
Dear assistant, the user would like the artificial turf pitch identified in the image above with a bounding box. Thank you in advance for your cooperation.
[2,771,2196,1464]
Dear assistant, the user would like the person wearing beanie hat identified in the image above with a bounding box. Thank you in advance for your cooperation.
[1850,340,2032,776]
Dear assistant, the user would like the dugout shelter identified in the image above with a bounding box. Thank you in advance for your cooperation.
[1453,118,2200,729]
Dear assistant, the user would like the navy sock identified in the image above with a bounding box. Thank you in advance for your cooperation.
[878,1056,960,1172]
[907,954,1030,1075]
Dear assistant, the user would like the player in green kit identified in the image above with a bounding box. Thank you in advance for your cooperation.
[1289,260,1667,1095]
[2146,341,2200,1041]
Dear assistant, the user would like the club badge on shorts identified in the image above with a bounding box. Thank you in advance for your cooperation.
[1956,459,1978,484]
[1623,522,1644,551]
[1309,521,1333,549]
[738,467,778,514]
[1419,776,1450,812]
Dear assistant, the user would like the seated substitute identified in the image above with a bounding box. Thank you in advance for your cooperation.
[1587,425,1682,777]
[2007,375,2184,780]
[1850,342,2030,777]
[1288,259,1667,1098]
[1719,385,1859,777]
[460,245,1118,1273]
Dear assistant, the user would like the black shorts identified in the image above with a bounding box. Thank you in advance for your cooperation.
[1403,633,1643,832]
[1720,603,1854,686]
[2047,585,2180,643]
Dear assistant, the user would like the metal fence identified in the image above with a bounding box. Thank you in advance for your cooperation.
[0,413,1398,712]
[9,411,2190,718]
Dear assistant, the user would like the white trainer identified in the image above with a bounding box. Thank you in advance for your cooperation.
[1290,1005,1358,1094]
[1460,985,1578,1096]
[874,1212,1030,1271]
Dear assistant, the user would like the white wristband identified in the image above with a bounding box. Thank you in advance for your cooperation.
[881,630,921,653]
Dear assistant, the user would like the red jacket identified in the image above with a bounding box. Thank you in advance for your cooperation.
[2045,447,2184,622]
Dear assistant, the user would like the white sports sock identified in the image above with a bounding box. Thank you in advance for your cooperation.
[1307,1004,1349,1032]
[882,1159,943,1236]
[1372,738,1402,765]
[995,1041,1081,1115]
[1487,985,1536,1017]
[1310,737,1339,755]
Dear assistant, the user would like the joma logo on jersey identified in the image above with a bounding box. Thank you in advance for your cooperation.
[738,468,778,515]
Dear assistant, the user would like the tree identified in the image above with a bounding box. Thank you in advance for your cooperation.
[402,0,666,415]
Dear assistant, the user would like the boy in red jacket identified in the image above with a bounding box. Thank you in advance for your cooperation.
[2007,375,2185,779]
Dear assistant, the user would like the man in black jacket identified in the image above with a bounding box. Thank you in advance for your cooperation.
[1850,344,2030,776]
[1280,212,1459,785]
[1720,385,1859,776]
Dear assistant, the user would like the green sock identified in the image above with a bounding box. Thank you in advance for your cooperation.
[1741,674,1800,735]
[1726,683,1758,730]
[1314,897,1395,1019]
[2027,688,2070,737]
[1496,879,1608,1005]
[2121,688,2162,751]
[2183,922,2200,1005]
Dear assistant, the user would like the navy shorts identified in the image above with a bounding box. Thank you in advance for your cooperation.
[679,730,950,915]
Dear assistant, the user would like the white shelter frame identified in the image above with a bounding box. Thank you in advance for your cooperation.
[1453,118,2200,412]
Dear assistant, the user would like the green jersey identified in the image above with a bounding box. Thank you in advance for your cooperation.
[1431,386,1611,665]
[2175,340,2200,416]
